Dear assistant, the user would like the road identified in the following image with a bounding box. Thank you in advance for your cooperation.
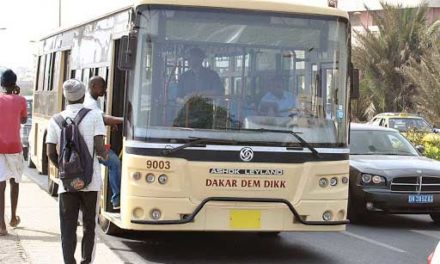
[27,168,438,264]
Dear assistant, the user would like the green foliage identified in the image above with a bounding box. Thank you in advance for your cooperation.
[403,40,440,126]
[352,1,432,117]
[405,128,440,160]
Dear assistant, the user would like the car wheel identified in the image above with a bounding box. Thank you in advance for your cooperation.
[430,213,440,224]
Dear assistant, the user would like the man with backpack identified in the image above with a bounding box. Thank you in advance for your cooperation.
[46,79,107,264]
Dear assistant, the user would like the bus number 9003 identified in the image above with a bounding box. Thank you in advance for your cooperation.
[146,160,171,170]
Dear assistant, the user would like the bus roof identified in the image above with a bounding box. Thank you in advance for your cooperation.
[135,0,349,19]
[41,0,347,40]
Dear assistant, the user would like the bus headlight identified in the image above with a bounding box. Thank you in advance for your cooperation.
[319,178,329,188]
[158,174,168,184]
[151,209,162,220]
[132,172,141,181]
[146,173,155,183]
[322,211,333,221]
[330,177,338,186]
[342,176,349,184]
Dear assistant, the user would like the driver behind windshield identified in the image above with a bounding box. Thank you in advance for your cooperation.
[258,75,297,117]
[177,47,224,103]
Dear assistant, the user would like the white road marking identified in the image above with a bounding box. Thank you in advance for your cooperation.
[411,230,440,240]
[342,231,406,253]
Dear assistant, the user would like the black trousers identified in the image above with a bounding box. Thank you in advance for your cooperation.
[59,191,98,264]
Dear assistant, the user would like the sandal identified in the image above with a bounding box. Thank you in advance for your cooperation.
[9,216,20,228]
[0,229,8,236]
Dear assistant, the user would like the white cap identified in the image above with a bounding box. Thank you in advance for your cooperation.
[63,79,85,101]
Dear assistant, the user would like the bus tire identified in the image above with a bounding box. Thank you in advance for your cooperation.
[347,193,367,223]
[48,178,58,197]
[99,213,121,235]
[47,162,58,196]
[27,153,36,168]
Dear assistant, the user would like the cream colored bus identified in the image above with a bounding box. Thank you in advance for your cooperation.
[30,0,357,234]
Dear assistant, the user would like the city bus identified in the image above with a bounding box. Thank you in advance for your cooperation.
[30,0,357,234]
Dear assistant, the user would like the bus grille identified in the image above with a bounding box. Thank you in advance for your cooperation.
[390,176,440,193]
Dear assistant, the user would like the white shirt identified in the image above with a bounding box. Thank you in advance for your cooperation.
[46,104,106,194]
[260,90,297,117]
[83,92,102,112]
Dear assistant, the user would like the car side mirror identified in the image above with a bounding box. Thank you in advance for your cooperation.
[415,145,425,154]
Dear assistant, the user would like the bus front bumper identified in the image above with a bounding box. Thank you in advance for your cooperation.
[122,196,348,231]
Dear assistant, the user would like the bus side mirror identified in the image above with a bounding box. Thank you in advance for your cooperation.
[351,68,360,99]
[118,35,137,70]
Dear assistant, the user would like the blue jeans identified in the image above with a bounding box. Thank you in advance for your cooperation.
[99,149,121,206]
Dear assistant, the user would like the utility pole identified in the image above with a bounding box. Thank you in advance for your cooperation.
[58,0,62,27]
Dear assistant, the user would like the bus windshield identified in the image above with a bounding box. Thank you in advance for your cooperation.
[126,7,350,146]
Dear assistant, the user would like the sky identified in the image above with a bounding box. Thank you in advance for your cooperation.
[0,0,431,71]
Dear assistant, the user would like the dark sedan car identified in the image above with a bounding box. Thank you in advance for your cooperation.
[349,123,440,223]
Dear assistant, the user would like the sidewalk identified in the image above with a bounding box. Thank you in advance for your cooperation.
[0,170,123,264]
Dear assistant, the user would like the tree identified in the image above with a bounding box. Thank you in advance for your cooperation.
[403,38,440,126]
[353,1,430,116]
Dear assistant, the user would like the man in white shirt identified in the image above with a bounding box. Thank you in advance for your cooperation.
[259,76,297,117]
[84,76,122,210]
[46,79,107,264]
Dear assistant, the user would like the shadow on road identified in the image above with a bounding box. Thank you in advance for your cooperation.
[351,213,440,230]
[113,231,335,264]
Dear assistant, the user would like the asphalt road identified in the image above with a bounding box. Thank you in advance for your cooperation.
[27,168,439,264]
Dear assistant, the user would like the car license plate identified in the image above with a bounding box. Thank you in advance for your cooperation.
[408,194,434,204]
[229,210,261,229]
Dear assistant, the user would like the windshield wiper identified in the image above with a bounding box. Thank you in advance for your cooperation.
[234,128,320,159]
[161,137,238,156]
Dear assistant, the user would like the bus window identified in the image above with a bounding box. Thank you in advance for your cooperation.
[43,53,55,91]
[36,56,45,91]
[52,52,62,92]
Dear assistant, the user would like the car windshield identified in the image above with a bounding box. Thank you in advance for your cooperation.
[126,7,350,147]
[388,117,431,132]
[350,129,418,156]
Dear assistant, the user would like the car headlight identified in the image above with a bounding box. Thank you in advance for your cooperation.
[361,173,386,186]
[361,174,372,184]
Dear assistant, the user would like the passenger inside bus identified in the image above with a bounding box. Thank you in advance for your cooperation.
[176,47,224,103]
[84,76,122,210]
[258,75,297,117]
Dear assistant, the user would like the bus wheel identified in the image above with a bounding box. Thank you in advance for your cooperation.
[47,163,58,197]
[27,151,35,168]
[47,178,58,197]
[347,193,367,224]
[22,146,29,161]
[99,213,121,235]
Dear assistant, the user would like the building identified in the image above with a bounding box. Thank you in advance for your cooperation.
[338,0,440,35]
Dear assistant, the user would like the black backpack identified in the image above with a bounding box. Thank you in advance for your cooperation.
[54,108,94,192]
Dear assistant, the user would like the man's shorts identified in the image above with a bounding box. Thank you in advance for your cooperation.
[0,153,24,182]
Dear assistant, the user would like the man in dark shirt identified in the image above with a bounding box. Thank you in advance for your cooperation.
[177,47,223,102]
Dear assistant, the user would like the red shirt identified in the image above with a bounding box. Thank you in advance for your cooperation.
[0,94,27,154]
